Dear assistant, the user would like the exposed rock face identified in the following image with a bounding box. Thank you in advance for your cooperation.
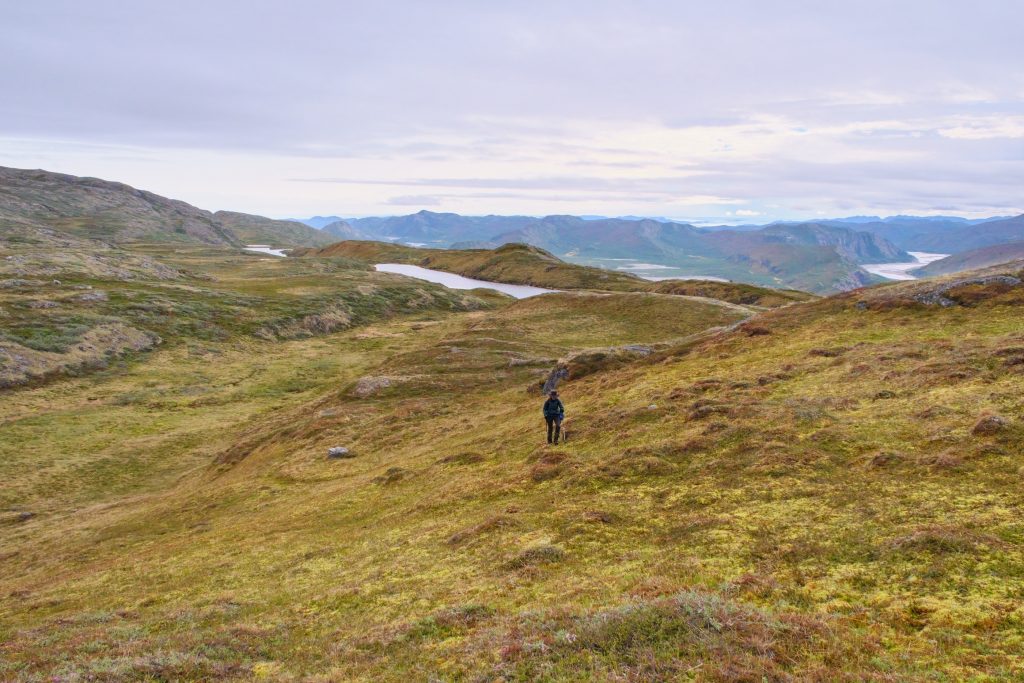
[0,323,160,389]
[74,290,108,303]
[256,305,353,340]
[352,376,400,397]
[542,367,568,394]
[0,224,187,280]
[0,279,44,289]
[914,275,1022,307]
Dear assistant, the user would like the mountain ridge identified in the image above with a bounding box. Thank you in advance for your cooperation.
[0,166,334,248]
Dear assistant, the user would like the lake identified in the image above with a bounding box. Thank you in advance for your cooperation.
[374,264,556,299]
[861,252,949,281]
[580,257,729,282]
[244,245,289,257]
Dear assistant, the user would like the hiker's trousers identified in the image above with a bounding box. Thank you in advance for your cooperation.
[545,417,562,443]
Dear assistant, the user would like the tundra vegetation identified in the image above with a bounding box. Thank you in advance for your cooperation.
[1,233,1022,681]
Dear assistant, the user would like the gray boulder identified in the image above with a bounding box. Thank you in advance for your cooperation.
[327,446,354,459]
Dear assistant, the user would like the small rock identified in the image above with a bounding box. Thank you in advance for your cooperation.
[647,404,658,410]
[18,511,34,522]
[972,415,1009,436]
[75,290,108,303]
[352,375,394,397]
[327,446,353,459]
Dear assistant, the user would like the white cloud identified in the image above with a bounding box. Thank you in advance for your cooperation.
[937,117,1024,140]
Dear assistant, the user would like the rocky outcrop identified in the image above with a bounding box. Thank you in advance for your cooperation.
[0,323,160,389]
[351,375,409,397]
[913,275,1022,307]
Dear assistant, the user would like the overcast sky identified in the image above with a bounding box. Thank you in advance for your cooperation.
[2,1,1022,221]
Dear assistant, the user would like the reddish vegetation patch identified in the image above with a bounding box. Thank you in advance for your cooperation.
[447,515,516,546]
[972,414,1009,436]
[484,590,889,681]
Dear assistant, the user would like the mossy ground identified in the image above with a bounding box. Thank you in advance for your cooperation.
[1,249,1022,681]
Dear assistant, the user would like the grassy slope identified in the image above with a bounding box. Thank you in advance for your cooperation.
[212,211,336,248]
[2,261,1023,680]
[300,240,814,307]
[0,243,495,388]
[913,243,1024,277]
[648,278,813,308]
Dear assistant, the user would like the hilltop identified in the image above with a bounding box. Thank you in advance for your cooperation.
[0,166,334,248]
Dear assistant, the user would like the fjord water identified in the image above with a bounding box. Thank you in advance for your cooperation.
[862,251,948,280]
[374,263,556,298]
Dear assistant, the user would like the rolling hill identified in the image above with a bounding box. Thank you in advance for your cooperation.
[911,241,1024,277]
[212,210,336,247]
[321,219,375,240]
[0,166,334,248]
[300,240,817,305]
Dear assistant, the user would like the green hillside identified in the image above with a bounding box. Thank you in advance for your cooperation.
[300,240,815,306]
[1,242,1023,680]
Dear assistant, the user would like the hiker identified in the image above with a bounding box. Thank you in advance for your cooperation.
[542,390,565,444]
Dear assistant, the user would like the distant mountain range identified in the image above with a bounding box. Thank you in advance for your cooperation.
[290,215,350,230]
[809,215,1015,252]
[292,210,913,291]
[296,210,1022,255]
[4,165,1021,292]
[290,209,1024,287]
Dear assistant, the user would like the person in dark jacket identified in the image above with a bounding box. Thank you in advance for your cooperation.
[542,390,565,444]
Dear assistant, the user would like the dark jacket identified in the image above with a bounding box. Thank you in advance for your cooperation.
[542,397,565,420]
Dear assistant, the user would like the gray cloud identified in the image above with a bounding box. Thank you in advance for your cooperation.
[1,1,1022,217]
[386,195,442,206]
